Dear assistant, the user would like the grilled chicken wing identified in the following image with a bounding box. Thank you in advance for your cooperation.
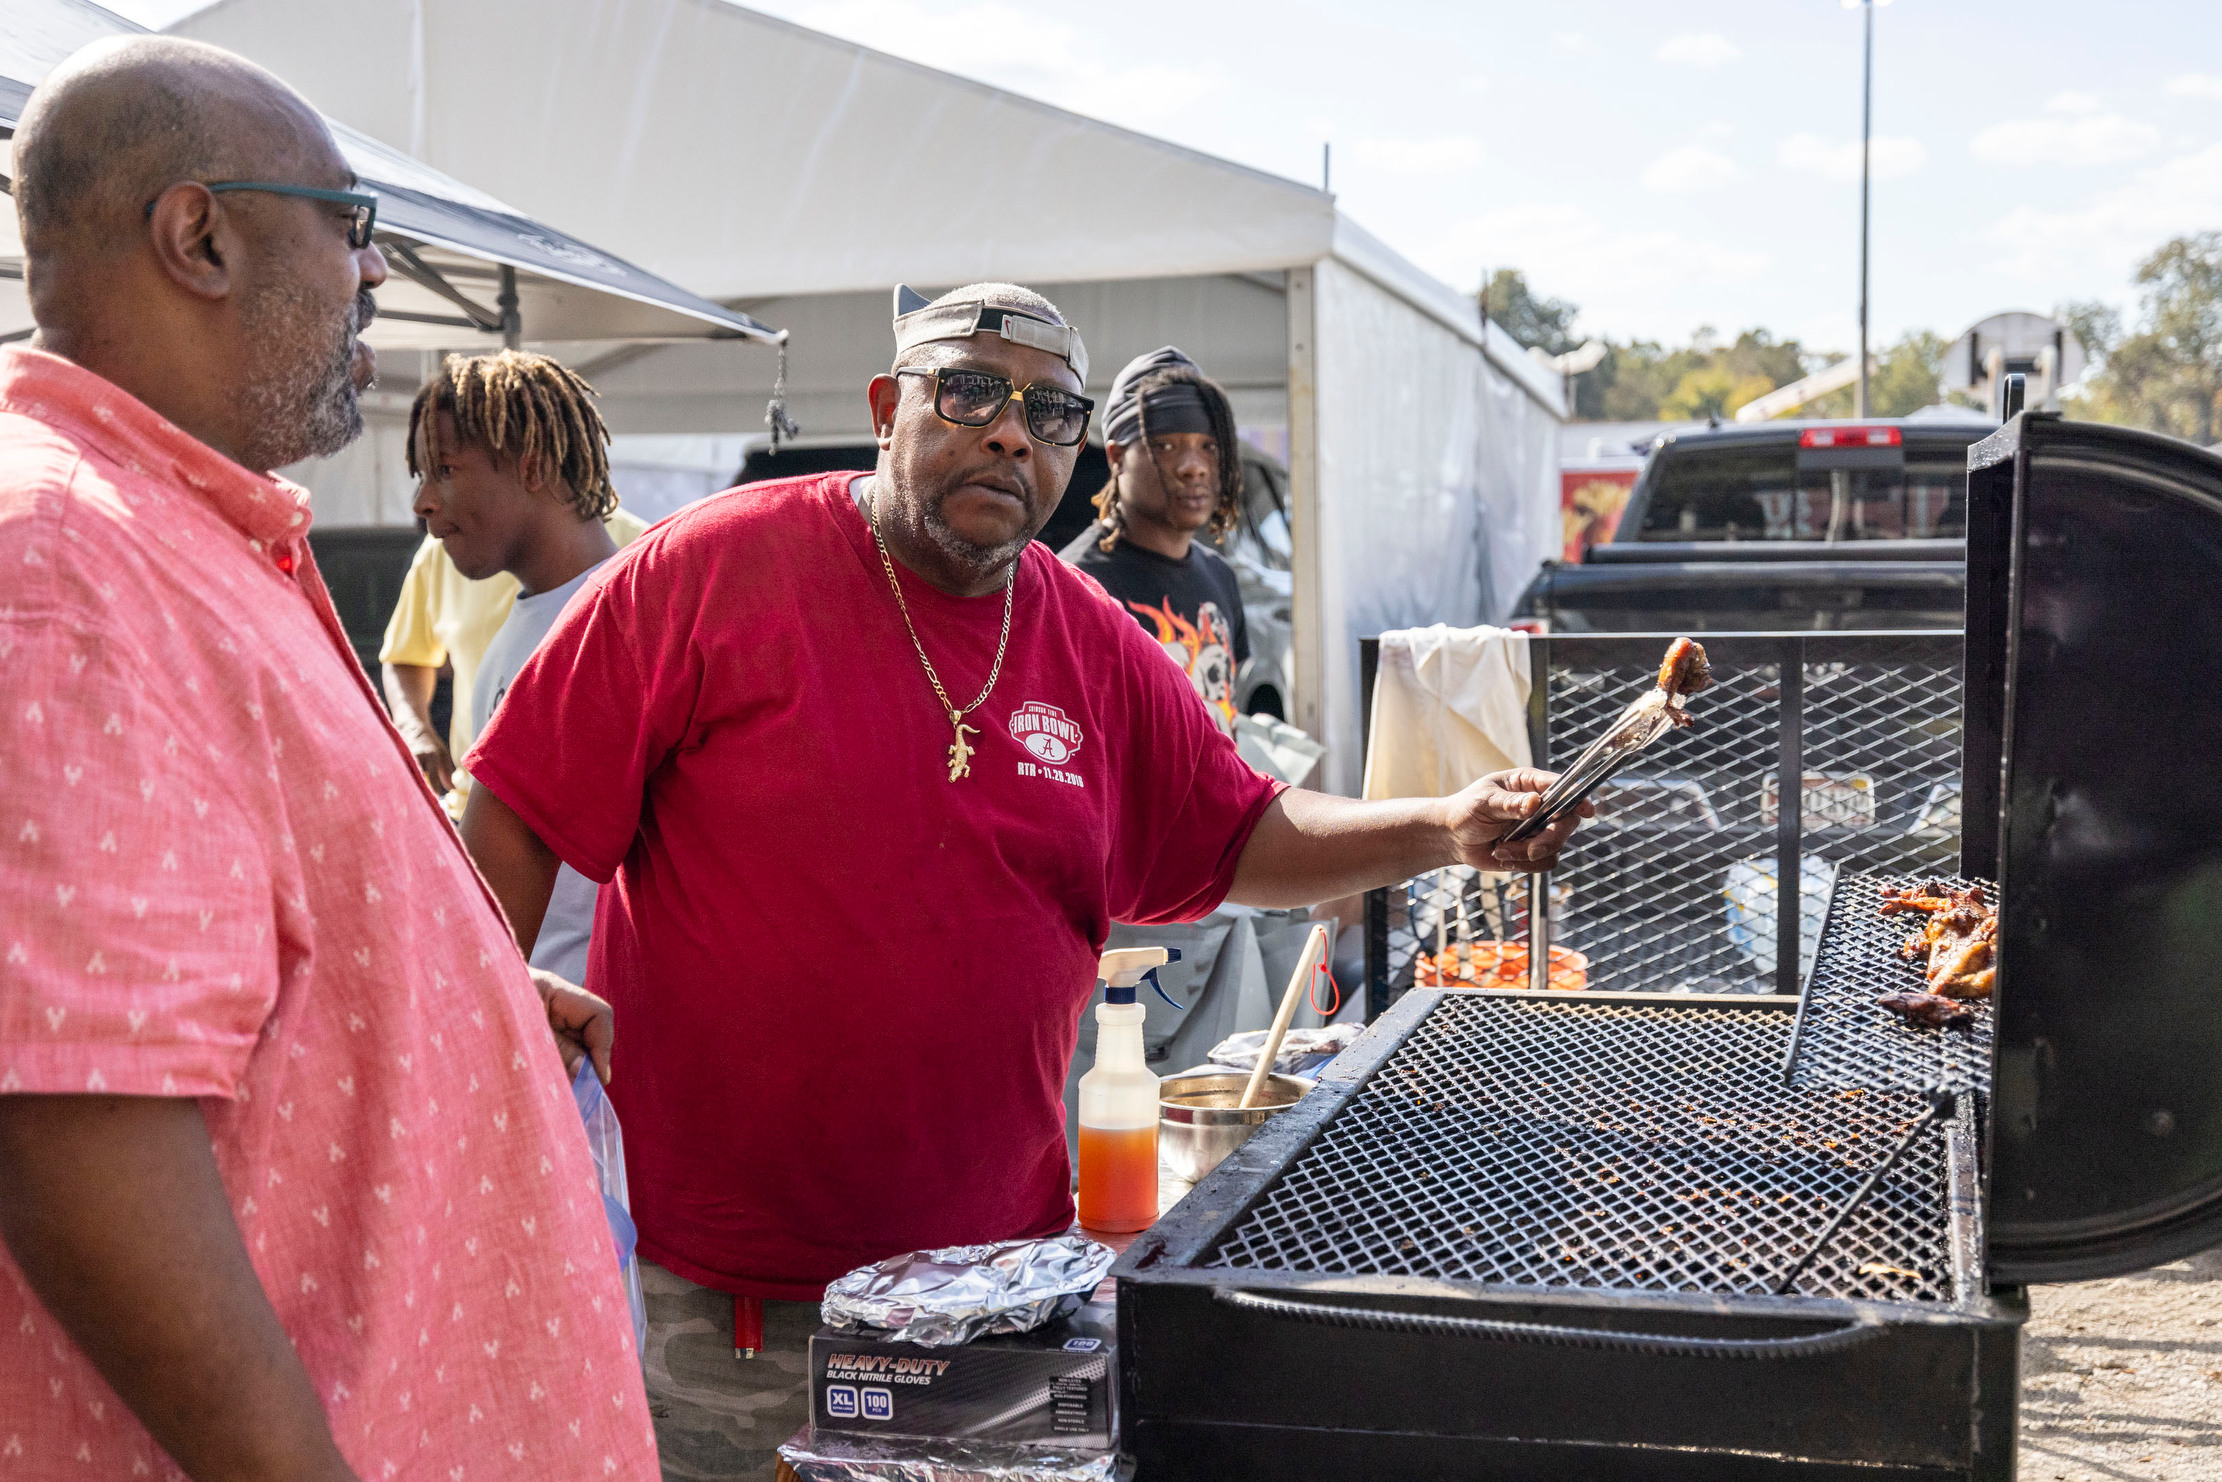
[1877,882,1997,1001]
[1877,990,1978,1028]
[1656,637,1713,729]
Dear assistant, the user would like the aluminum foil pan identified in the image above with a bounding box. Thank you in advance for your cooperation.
[776,1425,1123,1482]
[821,1236,1116,1347]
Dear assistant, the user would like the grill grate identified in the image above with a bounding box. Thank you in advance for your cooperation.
[1204,995,1955,1304]
[1785,872,1995,1096]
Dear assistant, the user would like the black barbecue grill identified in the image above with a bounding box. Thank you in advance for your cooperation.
[1115,410,2222,1478]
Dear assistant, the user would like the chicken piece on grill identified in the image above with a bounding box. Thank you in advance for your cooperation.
[1878,880,1953,915]
[1926,913,1997,998]
[1877,882,1997,1000]
[1877,990,1978,1029]
[1655,637,1713,729]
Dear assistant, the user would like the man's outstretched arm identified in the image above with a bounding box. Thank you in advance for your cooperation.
[0,1094,358,1482]
[1226,769,1588,910]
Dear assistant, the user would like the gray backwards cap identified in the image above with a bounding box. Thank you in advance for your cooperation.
[892,284,1089,383]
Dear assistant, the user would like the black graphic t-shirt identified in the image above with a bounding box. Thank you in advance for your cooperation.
[1060,522,1250,733]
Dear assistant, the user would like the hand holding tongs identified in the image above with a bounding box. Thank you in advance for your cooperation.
[1502,637,1713,844]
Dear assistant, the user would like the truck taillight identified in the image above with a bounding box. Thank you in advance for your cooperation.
[1800,425,1901,449]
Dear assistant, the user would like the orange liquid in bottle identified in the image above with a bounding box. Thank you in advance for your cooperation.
[1077,1123,1158,1233]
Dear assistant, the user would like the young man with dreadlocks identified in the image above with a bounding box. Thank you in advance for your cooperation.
[1059,346,1250,733]
[407,348,627,984]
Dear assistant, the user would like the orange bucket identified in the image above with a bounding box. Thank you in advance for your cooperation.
[1414,940,1589,991]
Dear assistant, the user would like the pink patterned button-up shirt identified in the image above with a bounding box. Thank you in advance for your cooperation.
[0,348,657,1479]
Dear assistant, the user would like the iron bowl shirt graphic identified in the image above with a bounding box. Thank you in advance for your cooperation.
[1009,701,1084,764]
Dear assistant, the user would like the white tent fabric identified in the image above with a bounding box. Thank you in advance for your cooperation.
[0,1,779,346]
[179,0,1340,300]
[172,0,1564,793]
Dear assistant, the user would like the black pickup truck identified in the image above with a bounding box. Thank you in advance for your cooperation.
[1513,417,1993,631]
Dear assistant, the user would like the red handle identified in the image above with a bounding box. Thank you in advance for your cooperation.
[734,1294,764,1358]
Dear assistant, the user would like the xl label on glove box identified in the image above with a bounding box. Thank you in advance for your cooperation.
[808,1301,1114,1449]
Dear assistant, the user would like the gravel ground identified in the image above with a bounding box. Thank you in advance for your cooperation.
[2021,1245,2222,1479]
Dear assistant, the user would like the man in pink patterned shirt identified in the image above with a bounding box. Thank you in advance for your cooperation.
[0,37,657,1481]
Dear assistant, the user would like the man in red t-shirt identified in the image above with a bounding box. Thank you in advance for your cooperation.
[461,281,1581,1464]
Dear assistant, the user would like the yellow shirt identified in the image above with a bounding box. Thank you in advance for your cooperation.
[379,506,649,813]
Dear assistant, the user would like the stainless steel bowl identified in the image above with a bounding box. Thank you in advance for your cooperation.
[1160,1072,1313,1184]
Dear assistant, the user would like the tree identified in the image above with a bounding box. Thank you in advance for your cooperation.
[1476,265,1947,422]
[2063,234,2222,444]
[2059,299,2123,364]
[1803,332,1946,419]
[1478,269,1583,357]
[1598,329,1810,421]
[1660,364,1776,421]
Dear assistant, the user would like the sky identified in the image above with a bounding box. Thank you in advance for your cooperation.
[110,0,2222,356]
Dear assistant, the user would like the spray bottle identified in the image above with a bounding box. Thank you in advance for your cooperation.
[1076,946,1183,1233]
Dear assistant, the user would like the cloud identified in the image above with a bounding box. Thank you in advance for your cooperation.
[1656,33,1740,68]
[2045,90,2101,117]
[1642,145,1740,193]
[1777,133,1928,182]
[1423,202,1768,311]
[1970,110,2159,167]
[785,0,1215,127]
[2166,74,2222,99]
[1981,141,2222,284]
[1346,136,1485,176]
[1792,311,1864,358]
[1551,32,1589,54]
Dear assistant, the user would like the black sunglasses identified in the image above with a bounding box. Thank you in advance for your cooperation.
[897,367,1094,448]
[145,181,380,249]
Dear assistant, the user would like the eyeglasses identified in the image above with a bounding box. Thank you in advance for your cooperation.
[154,182,381,249]
[897,367,1094,448]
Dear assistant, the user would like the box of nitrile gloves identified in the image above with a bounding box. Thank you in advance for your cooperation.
[807,1300,1115,1449]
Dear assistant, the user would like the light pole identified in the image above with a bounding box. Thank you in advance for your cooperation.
[1845,0,1889,417]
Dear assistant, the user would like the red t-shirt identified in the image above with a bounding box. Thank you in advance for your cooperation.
[468,473,1282,1298]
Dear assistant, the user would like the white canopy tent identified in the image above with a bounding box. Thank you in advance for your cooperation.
[174,0,1563,792]
[0,4,783,348]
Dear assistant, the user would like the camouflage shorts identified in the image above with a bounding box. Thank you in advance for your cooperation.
[641,1261,817,1481]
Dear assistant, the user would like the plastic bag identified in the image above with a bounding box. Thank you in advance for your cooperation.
[1208,1023,1361,1076]
[572,1058,647,1360]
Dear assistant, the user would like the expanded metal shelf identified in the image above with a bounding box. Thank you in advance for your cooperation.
[1202,993,1959,1305]
[1785,872,1995,1097]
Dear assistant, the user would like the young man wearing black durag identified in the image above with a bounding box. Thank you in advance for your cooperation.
[1060,346,1251,734]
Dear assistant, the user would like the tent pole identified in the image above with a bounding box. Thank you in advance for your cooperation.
[1286,264,1323,767]
[498,264,521,350]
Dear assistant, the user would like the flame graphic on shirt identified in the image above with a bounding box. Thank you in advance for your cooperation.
[1126,597,1236,732]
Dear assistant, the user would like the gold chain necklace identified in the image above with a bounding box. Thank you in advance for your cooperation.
[867,482,1016,781]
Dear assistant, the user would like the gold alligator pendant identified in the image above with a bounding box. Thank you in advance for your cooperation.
[947,717,979,782]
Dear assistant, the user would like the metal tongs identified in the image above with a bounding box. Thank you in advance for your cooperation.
[1501,686,1683,843]
[1504,637,1712,845]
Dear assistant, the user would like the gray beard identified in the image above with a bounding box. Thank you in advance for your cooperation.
[920,490,1030,578]
[236,281,372,473]
[861,474,1029,586]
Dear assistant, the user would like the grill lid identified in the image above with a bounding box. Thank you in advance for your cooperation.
[1964,414,2222,1283]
